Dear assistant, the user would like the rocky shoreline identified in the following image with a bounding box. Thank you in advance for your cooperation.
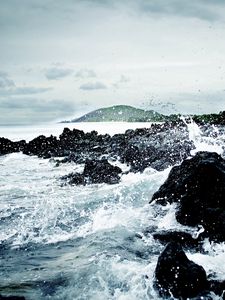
[152,151,225,299]
[0,121,194,172]
[1,120,225,299]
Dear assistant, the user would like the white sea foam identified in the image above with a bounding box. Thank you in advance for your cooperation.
[183,117,224,155]
[0,122,225,299]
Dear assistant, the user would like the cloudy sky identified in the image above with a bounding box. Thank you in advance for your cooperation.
[1,0,225,124]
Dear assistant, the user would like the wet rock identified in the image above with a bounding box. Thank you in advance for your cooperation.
[151,151,225,241]
[209,280,225,299]
[119,121,194,172]
[62,159,122,185]
[23,135,58,157]
[153,230,202,249]
[154,242,208,299]
[83,159,122,184]
[61,172,85,185]
[122,144,163,172]
[0,295,26,300]
[0,138,26,155]
[0,121,194,174]
[59,128,85,149]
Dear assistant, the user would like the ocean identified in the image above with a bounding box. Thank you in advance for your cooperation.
[0,121,225,299]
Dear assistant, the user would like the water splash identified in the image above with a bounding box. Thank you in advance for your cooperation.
[1,123,225,299]
[181,116,224,156]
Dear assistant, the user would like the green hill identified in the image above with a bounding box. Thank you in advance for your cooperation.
[64,105,171,122]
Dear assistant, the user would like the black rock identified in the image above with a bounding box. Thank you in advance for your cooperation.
[0,138,26,155]
[83,159,122,184]
[151,151,225,241]
[23,135,58,157]
[119,121,194,172]
[0,295,26,300]
[122,144,162,172]
[209,280,225,299]
[62,159,122,185]
[61,172,85,185]
[154,242,209,299]
[153,230,202,249]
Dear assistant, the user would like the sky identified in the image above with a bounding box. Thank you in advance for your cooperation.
[0,0,225,124]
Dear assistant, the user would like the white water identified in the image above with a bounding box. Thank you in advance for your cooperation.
[0,121,225,300]
[182,117,225,156]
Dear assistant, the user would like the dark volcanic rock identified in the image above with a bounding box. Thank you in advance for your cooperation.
[151,151,225,241]
[62,159,122,185]
[83,159,122,184]
[154,242,208,299]
[119,121,194,172]
[122,144,163,172]
[61,172,85,185]
[1,121,195,174]
[0,138,26,155]
[0,295,26,300]
[59,127,85,151]
[23,135,59,157]
[153,230,202,249]
[209,280,225,299]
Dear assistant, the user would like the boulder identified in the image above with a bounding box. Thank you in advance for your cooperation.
[209,280,225,299]
[0,295,25,300]
[83,159,122,184]
[122,145,162,172]
[153,230,202,250]
[0,138,26,155]
[61,172,85,185]
[23,135,58,157]
[62,159,122,185]
[154,242,208,298]
[151,152,225,241]
[120,122,194,172]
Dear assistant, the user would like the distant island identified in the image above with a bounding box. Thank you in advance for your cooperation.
[61,105,179,123]
[61,104,225,125]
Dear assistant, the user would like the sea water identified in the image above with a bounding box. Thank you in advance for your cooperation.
[0,122,154,142]
[0,122,225,299]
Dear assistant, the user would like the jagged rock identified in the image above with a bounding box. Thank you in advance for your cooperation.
[151,152,225,241]
[83,159,122,184]
[120,122,194,171]
[62,159,122,185]
[209,280,225,299]
[122,145,161,172]
[23,135,58,157]
[1,121,195,174]
[61,172,85,185]
[0,295,26,300]
[154,242,208,299]
[153,230,202,249]
[0,138,26,155]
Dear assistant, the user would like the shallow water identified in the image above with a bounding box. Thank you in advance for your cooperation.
[0,122,225,299]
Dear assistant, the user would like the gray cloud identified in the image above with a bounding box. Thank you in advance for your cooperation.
[0,72,15,88]
[173,91,225,114]
[0,86,52,96]
[0,0,225,124]
[136,0,221,21]
[45,67,73,80]
[113,75,130,88]
[0,97,76,124]
[75,69,97,79]
[80,81,107,90]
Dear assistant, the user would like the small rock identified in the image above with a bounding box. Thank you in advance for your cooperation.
[154,242,209,299]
